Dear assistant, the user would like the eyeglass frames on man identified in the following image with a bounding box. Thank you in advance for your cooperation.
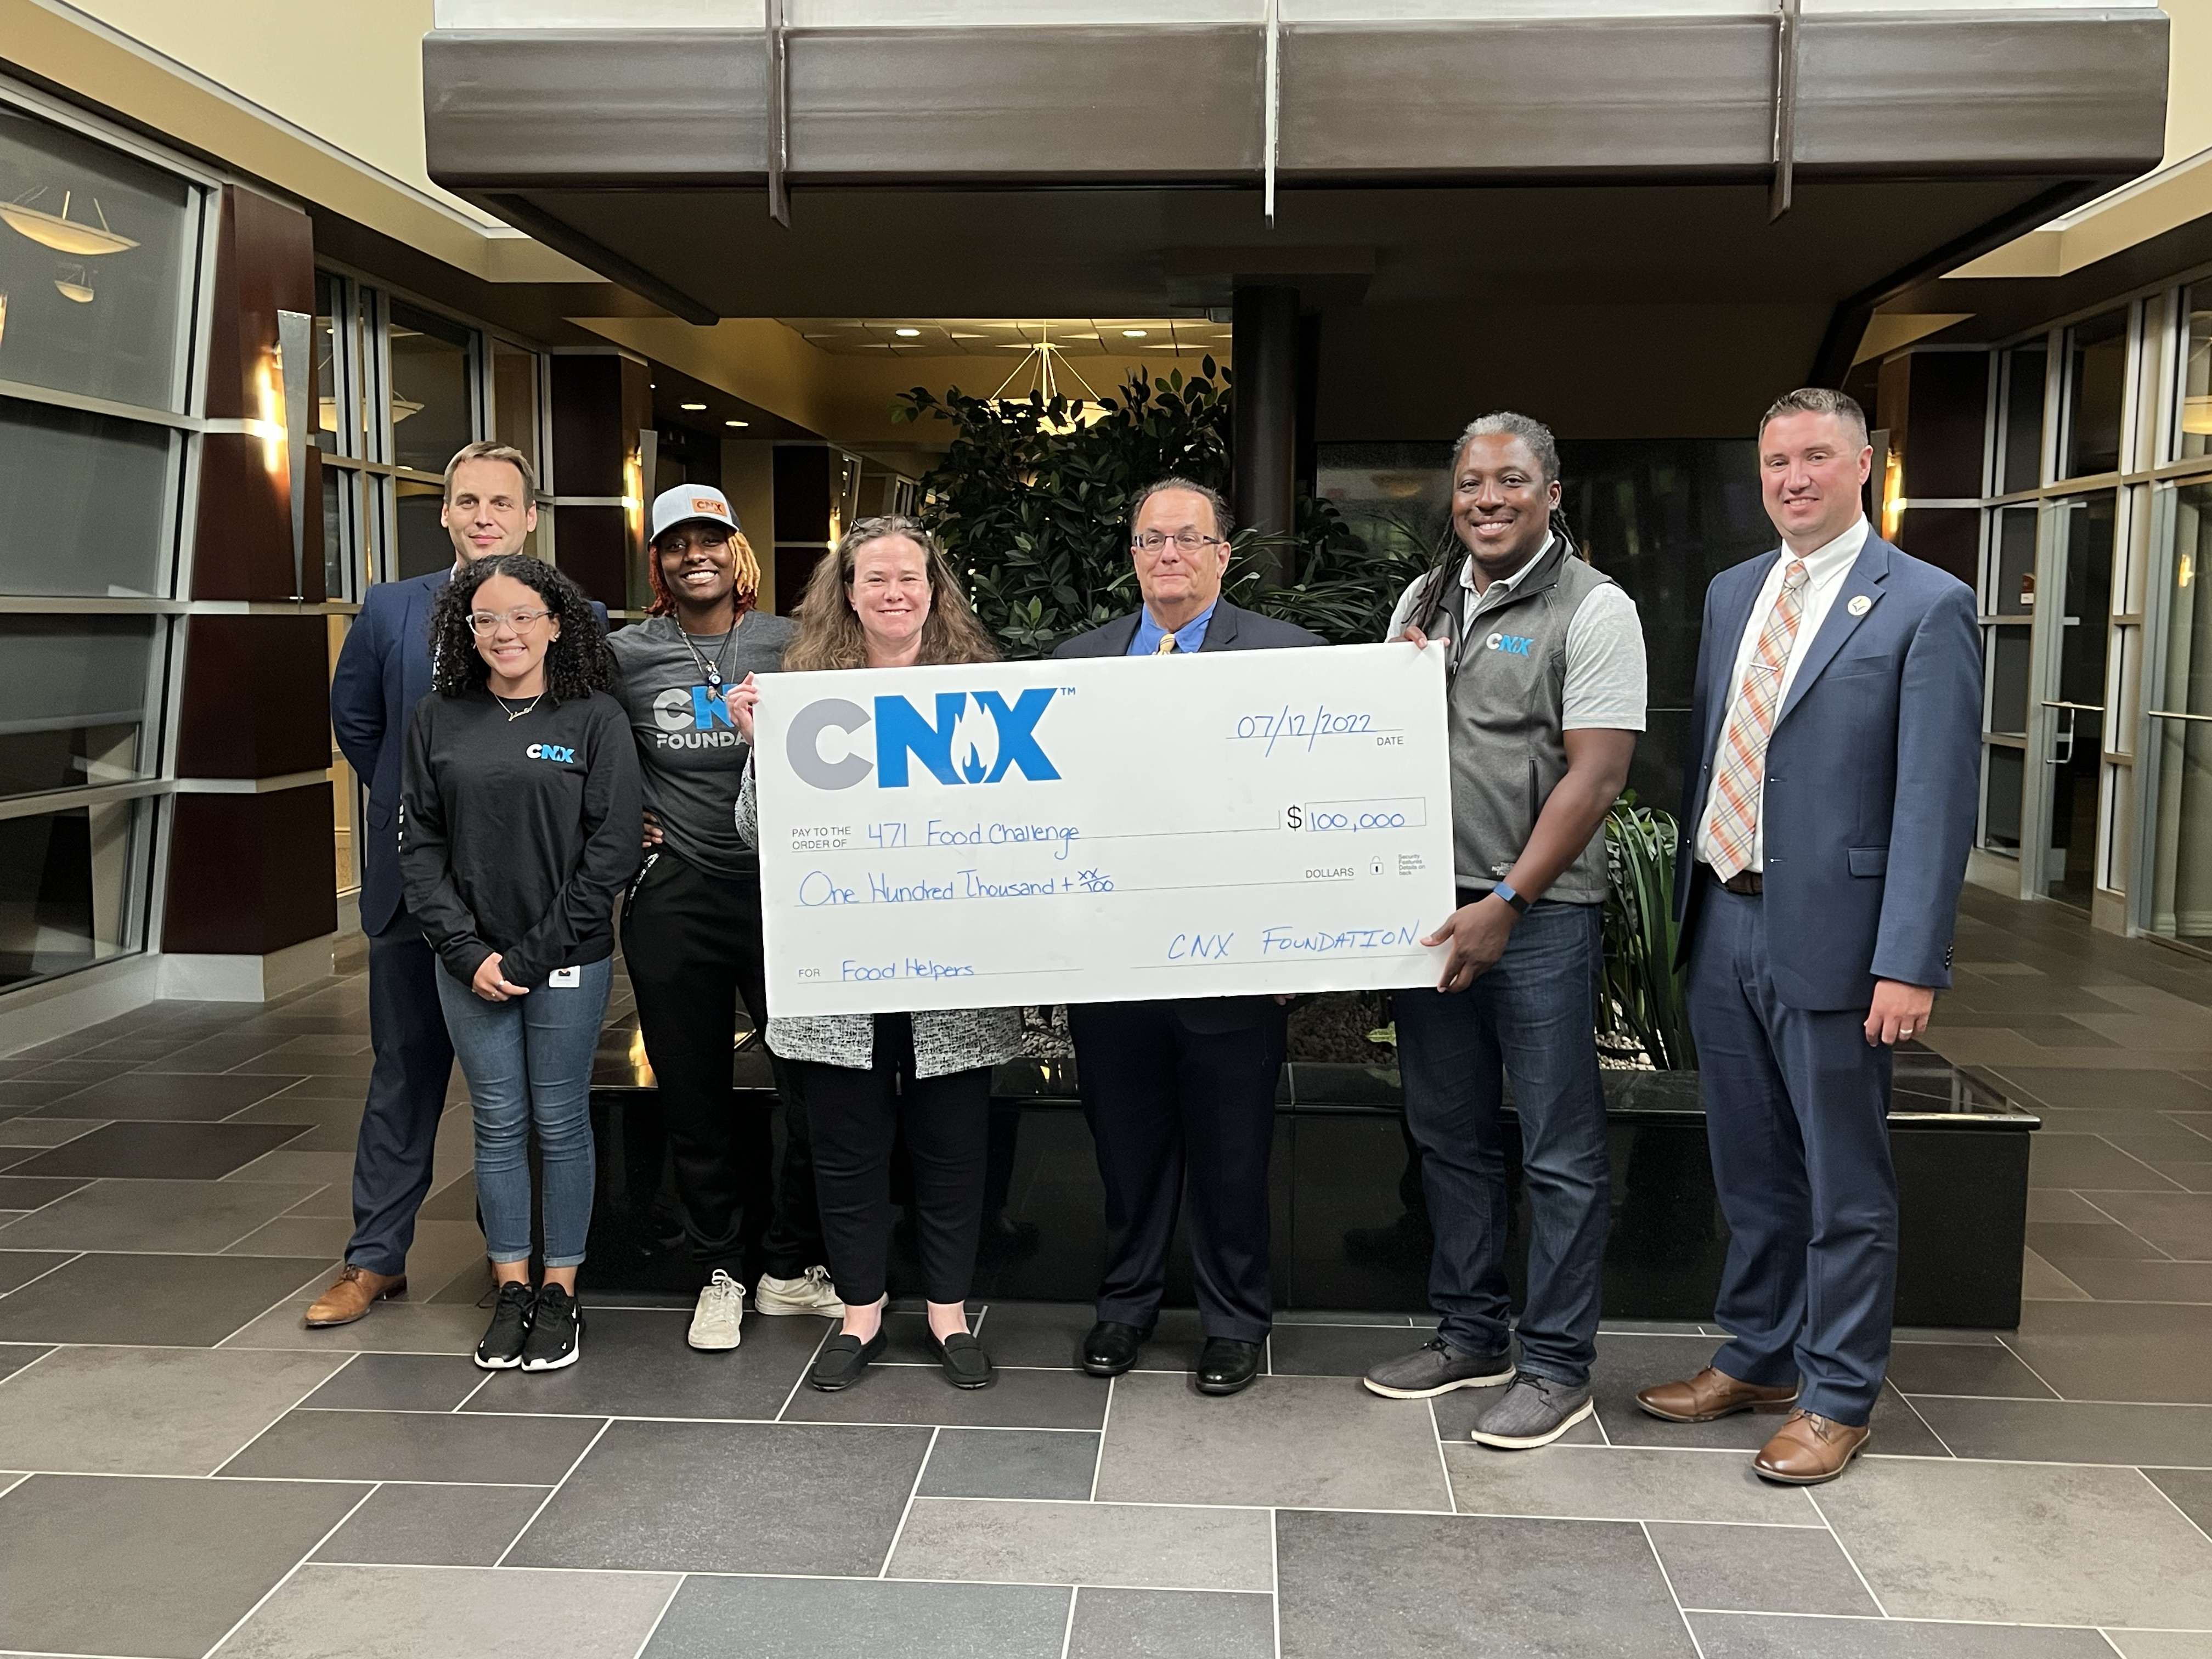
[1133,530,1227,554]
[467,607,555,635]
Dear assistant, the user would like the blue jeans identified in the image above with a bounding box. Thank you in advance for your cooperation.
[1395,899,1610,1385]
[435,956,612,1269]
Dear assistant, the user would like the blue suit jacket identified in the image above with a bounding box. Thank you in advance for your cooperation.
[332,568,607,936]
[1673,531,1981,1011]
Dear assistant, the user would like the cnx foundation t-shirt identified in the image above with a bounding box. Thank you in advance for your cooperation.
[607,610,796,879]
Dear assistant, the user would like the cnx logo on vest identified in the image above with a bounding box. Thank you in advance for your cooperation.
[787,689,1061,792]
[1485,633,1534,657]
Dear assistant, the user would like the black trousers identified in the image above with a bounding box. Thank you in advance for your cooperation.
[1069,1001,1284,1344]
[621,850,823,1284]
[795,1014,991,1307]
[345,910,456,1277]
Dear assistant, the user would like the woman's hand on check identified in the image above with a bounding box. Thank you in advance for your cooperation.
[725,674,760,743]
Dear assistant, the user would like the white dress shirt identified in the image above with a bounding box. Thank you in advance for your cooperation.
[1694,516,1870,872]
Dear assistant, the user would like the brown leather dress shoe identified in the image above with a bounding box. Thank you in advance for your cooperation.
[304,1265,407,1328]
[1753,1410,1869,1485]
[1636,1365,1800,1423]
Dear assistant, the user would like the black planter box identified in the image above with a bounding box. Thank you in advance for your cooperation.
[584,1049,2036,1329]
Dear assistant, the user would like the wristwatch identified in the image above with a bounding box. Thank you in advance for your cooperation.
[1489,881,1532,916]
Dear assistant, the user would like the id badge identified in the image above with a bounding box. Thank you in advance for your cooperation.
[548,966,581,989]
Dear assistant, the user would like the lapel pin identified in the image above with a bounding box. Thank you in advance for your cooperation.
[1847,594,1874,617]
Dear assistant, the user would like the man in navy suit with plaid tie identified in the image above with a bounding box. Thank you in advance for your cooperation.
[1637,390,1980,1485]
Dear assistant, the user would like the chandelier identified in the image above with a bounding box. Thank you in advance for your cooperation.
[985,325,1109,435]
[0,188,138,257]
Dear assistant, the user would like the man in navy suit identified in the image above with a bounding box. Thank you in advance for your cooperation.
[1637,389,1980,1483]
[306,442,544,1326]
[1054,477,1324,1397]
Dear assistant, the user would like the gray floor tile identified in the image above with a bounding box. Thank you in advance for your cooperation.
[2146,1466,2212,1534]
[641,1575,1071,1659]
[2010,1301,2212,1403]
[1907,1395,2212,1466]
[0,1173,90,1210]
[0,1344,342,1476]
[0,1078,91,1108]
[1884,1341,2059,1398]
[787,1358,1108,1430]
[1647,1520,1881,1615]
[1444,1442,1821,1524]
[221,1147,362,1186]
[2028,1220,2168,1262]
[1068,1587,1274,1659]
[1268,1321,1438,1377]
[2151,1159,2212,1193]
[1094,1372,1451,1511]
[0,1250,329,1346]
[1690,1611,2119,1657]
[309,1482,551,1565]
[221,1297,495,1355]
[1818,1457,2212,1627]
[2102,1634,2212,1659]
[509,1419,929,1575]
[918,1427,1099,1499]
[2022,1249,2096,1300]
[2032,1136,2185,1192]
[466,1305,823,1420]
[977,1301,1210,1373]
[0,1342,50,1382]
[224,1212,356,1258]
[0,1115,104,1146]
[221,1406,605,1484]
[1277,1509,1695,1658]
[0,1248,73,1293]
[5,1119,312,1179]
[300,1352,487,1412]
[216,1562,678,1659]
[890,1495,1273,1590]
[1999,1069,2212,1115]
[0,1176,322,1251]
[0,1471,367,1658]
[2081,1191,2212,1260]
[29,1069,301,1120]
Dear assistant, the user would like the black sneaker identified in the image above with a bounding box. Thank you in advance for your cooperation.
[475,1282,533,1370]
[520,1283,583,1372]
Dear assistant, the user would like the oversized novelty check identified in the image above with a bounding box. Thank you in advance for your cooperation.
[755,642,1455,1016]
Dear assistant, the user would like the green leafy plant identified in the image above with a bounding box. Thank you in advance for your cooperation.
[1600,795,1697,1071]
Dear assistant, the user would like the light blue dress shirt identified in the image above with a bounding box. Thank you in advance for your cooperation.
[1127,601,1218,656]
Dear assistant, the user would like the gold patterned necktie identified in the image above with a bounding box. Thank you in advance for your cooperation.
[1707,558,1810,881]
[1155,632,1179,654]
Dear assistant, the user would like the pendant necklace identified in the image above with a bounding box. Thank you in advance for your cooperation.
[682,608,741,692]
[493,692,543,722]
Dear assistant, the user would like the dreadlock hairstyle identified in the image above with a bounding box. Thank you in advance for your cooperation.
[427,555,615,703]
[1408,411,1583,640]
[645,523,764,619]
[783,515,1001,673]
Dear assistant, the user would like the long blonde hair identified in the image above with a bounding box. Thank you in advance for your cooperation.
[785,515,1000,672]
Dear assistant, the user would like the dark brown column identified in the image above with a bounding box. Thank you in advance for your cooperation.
[550,351,654,612]
[1233,284,1299,577]
[1874,347,1989,588]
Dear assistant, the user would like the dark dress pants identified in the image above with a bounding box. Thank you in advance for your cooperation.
[622,851,824,1285]
[1394,899,1610,1386]
[345,909,456,1277]
[1688,882,1897,1426]
[1069,1001,1284,1345]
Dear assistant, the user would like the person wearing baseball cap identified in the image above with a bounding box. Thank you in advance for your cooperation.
[606,482,842,1352]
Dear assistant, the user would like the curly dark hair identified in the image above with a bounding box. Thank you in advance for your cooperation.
[427,555,613,702]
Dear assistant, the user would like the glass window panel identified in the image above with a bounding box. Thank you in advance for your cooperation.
[2053,492,2115,708]
[0,798,145,990]
[2061,310,2127,481]
[323,462,359,603]
[2158,481,2212,719]
[1983,746,2024,852]
[0,398,172,596]
[2001,342,2046,494]
[0,104,196,412]
[2181,285,2212,465]
[0,616,157,800]
[394,476,453,580]
[314,270,347,458]
[1989,629,2030,736]
[1991,505,2036,617]
[387,300,475,475]
[490,339,539,480]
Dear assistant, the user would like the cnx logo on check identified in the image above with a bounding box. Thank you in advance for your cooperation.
[787,689,1062,791]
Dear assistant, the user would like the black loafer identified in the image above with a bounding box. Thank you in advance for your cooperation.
[931,1330,996,1390]
[808,1329,887,1392]
[1196,1336,1263,1396]
[1081,1320,1153,1378]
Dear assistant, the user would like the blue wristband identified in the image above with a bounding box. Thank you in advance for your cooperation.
[1490,881,1532,916]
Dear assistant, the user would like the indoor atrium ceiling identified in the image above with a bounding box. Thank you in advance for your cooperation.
[778,319,1234,358]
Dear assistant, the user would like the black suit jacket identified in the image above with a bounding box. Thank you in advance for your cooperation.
[1053,597,1328,1032]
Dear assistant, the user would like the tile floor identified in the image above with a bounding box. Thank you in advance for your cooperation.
[0,888,2208,1657]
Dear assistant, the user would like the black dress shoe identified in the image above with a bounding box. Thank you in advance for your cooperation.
[1081,1320,1153,1378]
[1196,1337,1263,1396]
[931,1330,997,1390]
[808,1329,887,1391]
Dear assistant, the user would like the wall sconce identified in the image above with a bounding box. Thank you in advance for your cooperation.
[1881,445,1905,541]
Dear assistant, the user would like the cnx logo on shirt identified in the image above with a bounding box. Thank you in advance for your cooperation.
[787,689,1060,792]
[652,685,740,740]
[524,743,577,764]
[1485,633,1535,657]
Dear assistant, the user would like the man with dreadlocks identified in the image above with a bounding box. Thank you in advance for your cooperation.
[1358,411,1646,1452]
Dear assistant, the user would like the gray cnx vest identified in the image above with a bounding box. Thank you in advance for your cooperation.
[1421,538,1615,906]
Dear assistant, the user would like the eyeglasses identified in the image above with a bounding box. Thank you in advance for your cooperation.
[467,607,554,635]
[1133,531,1227,554]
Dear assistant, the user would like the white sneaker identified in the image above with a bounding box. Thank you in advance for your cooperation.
[687,1269,746,1351]
[754,1265,844,1318]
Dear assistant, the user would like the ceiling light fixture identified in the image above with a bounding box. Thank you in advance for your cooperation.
[726,419,749,428]
[680,402,706,411]
[53,264,93,303]
[0,188,137,257]
[894,327,922,337]
[985,323,1107,435]
[1122,329,1148,338]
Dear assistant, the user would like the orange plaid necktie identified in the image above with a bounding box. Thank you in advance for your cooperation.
[1706,558,1810,881]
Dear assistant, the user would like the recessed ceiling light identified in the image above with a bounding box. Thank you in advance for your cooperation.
[726,419,749,428]
[680,402,706,411]
[1122,329,1148,338]
[894,328,922,337]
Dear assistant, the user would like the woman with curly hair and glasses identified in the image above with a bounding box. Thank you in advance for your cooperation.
[727,516,1019,1393]
[400,554,642,1372]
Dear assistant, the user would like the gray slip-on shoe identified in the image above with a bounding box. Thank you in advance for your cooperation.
[1470,1372,1594,1448]
[1362,1337,1516,1400]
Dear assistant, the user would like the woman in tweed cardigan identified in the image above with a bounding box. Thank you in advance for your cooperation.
[730,516,1020,1394]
